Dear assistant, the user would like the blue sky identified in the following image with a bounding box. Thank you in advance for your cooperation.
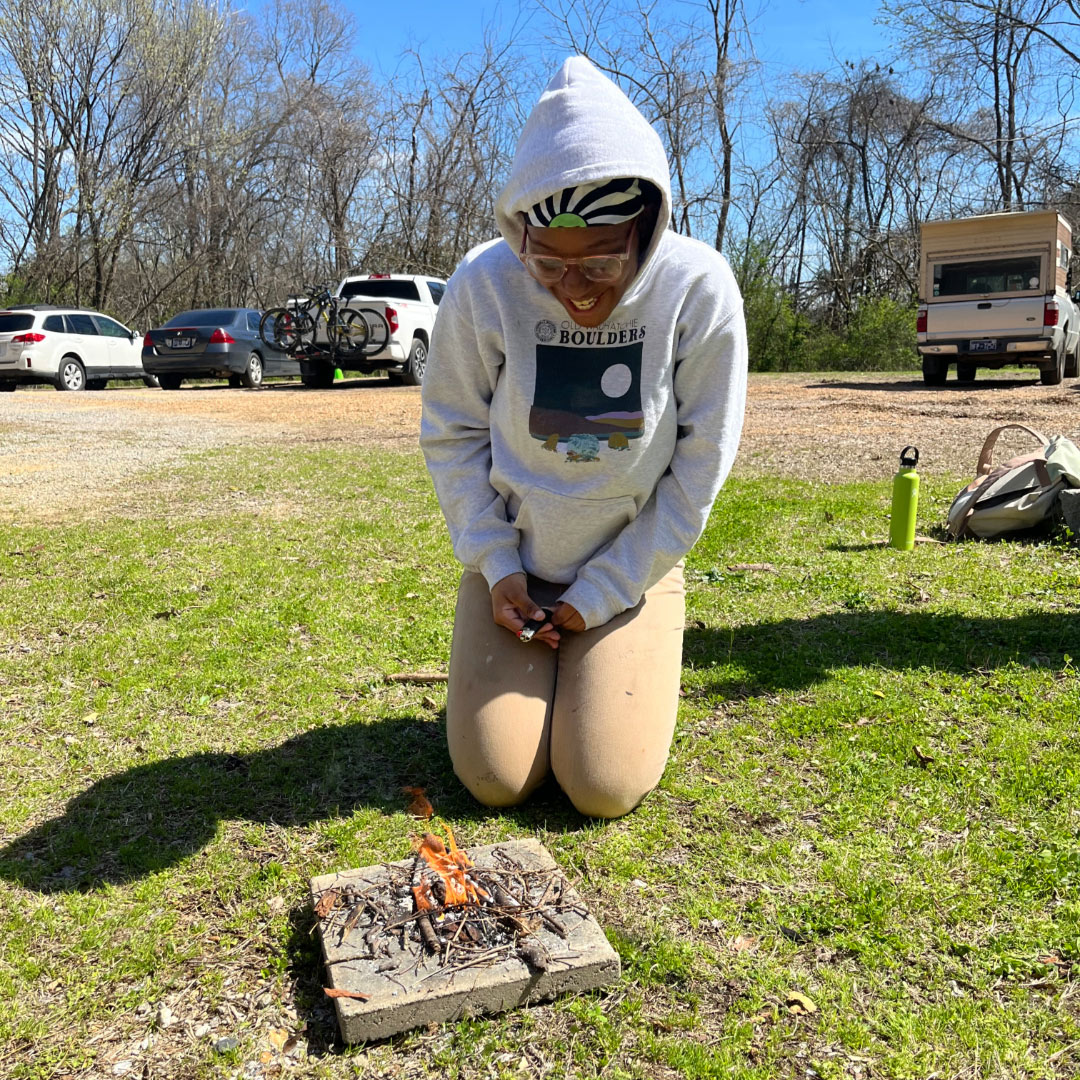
[346,0,890,78]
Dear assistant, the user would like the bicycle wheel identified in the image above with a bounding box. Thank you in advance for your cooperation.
[260,308,313,353]
[352,306,391,356]
[329,307,371,357]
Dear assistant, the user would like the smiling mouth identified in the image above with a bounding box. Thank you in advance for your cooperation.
[568,297,598,311]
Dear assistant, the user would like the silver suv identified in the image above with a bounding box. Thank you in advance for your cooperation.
[0,305,155,391]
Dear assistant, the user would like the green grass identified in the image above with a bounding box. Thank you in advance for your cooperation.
[1,445,1079,1078]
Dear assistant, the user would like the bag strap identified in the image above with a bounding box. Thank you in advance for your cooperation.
[976,424,1049,476]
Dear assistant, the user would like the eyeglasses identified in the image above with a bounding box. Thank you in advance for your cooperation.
[519,225,634,285]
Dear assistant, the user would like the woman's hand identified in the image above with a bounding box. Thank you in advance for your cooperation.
[490,573,561,648]
[551,602,585,634]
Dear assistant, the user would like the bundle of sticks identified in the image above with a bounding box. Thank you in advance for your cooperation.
[315,827,586,975]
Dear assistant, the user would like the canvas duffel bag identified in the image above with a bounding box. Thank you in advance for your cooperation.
[947,424,1080,539]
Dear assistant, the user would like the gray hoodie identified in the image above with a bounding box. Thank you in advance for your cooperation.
[420,57,748,629]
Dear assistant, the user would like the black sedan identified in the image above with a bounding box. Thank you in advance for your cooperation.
[142,308,300,389]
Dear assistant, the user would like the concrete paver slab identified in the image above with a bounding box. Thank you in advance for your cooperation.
[309,838,620,1043]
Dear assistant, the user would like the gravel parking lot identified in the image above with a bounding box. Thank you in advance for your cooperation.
[2,372,1079,521]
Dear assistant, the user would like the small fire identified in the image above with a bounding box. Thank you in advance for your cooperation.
[411,823,488,911]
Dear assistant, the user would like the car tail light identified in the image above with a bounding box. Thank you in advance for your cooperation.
[1044,301,1060,327]
[370,273,391,279]
[143,333,154,348]
[11,332,46,343]
[916,307,927,334]
[385,306,399,333]
[208,328,235,344]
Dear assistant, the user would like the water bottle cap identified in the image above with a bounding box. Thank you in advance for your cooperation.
[899,446,919,468]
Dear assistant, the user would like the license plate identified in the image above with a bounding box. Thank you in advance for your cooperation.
[167,337,194,349]
[969,338,998,352]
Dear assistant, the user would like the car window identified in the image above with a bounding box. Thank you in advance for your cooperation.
[246,311,261,332]
[42,315,65,332]
[339,280,421,302]
[0,313,36,332]
[67,313,100,334]
[165,309,240,327]
[426,281,446,306]
[94,315,131,338]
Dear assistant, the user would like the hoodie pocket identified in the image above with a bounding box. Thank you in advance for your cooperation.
[513,486,638,583]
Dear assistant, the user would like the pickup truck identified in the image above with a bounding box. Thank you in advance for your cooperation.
[917,210,1080,386]
[299,273,446,389]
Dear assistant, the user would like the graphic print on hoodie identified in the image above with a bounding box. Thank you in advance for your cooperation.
[530,337,644,461]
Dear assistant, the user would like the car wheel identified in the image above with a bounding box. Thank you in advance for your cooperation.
[86,379,107,391]
[1065,340,1079,379]
[142,375,160,389]
[403,338,427,386]
[956,362,976,383]
[386,370,405,385]
[158,374,183,390]
[922,356,947,387]
[241,352,263,389]
[0,382,16,392]
[1040,344,1065,386]
[56,356,86,391]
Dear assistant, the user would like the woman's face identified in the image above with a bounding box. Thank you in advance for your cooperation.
[524,220,639,327]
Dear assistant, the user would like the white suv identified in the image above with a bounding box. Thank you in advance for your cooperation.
[0,305,153,392]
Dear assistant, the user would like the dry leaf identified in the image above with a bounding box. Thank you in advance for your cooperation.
[421,695,438,709]
[313,888,339,919]
[259,1051,273,1064]
[753,1004,778,1023]
[871,690,885,699]
[82,712,98,725]
[727,562,778,573]
[913,744,936,766]
[785,991,818,1015]
[268,1027,289,1052]
[731,935,758,953]
[401,786,434,820]
[323,987,370,1001]
[703,775,722,785]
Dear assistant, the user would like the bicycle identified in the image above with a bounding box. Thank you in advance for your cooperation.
[260,285,387,359]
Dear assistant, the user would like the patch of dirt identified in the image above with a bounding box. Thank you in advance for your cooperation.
[739,371,1080,483]
[2,372,1079,521]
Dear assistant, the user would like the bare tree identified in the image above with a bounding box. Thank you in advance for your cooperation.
[538,0,754,248]
[885,0,1075,210]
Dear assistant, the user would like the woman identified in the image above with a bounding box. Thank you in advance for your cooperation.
[420,57,747,818]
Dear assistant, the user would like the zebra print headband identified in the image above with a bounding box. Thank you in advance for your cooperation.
[526,178,644,228]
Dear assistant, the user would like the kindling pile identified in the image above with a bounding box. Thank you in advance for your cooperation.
[309,833,621,1042]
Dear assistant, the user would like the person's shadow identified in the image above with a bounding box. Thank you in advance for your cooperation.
[0,712,586,894]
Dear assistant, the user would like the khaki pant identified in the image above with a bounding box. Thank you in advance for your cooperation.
[446,563,685,818]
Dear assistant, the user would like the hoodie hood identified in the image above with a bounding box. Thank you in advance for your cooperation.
[495,56,672,273]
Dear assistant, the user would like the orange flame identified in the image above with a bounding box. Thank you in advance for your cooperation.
[411,823,487,911]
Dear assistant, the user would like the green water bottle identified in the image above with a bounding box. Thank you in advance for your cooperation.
[889,446,920,551]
